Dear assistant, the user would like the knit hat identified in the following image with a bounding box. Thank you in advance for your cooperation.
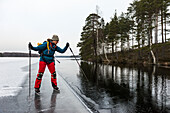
[52,35,59,41]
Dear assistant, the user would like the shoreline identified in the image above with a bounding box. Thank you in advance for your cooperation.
[86,42,170,67]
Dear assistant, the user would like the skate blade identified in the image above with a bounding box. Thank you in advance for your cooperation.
[35,92,40,96]
[53,89,60,93]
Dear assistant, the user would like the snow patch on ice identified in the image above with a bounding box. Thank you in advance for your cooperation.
[0,57,38,97]
[0,87,22,97]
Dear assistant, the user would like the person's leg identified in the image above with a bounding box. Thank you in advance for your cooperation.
[47,62,58,89]
[34,61,46,89]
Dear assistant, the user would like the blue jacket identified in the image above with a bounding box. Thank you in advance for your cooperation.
[32,41,68,63]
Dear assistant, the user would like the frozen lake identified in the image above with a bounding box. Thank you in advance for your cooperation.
[57,59,170,113]
[0,57,170,113]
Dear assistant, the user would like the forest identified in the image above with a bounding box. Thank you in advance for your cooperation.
[77,0,170,65]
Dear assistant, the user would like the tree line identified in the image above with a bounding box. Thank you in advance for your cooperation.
[77,0,170,61]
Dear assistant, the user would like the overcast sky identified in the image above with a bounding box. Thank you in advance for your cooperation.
[0,0,133,55]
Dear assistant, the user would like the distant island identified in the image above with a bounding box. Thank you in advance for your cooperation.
[0,52,80,58]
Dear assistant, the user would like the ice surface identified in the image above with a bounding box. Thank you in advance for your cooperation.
[0,57,39,97]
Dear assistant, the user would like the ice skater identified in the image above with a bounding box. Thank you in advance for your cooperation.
[28,35,69,94]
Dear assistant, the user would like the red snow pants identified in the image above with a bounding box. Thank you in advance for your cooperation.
[34,61,57,89]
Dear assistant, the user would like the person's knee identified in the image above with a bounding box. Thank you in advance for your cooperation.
[52,72,56,79]
[37,72,43,80]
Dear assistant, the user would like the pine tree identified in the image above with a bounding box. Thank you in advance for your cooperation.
[77,13,101,61]
[108,11,119,55]
[119,13,134,51]
[163,0,170,42]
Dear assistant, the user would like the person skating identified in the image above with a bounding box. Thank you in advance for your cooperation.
[28,35,69,94]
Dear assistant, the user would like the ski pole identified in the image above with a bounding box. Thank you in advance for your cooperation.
[54,53,60,63]
[28,42,31,97]
[56,59,60,63]
[69,47,89,81]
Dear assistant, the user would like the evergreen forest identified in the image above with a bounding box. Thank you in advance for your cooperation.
[77,0,170,64]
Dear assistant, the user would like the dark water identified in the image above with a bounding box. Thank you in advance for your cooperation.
[57,58,170,113]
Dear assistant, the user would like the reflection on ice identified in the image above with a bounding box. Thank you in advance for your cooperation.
[78,62,170,113]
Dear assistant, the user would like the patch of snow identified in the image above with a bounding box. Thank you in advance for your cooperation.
[0,57,38,97]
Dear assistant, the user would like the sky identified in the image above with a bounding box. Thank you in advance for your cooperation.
[0,0,133,55]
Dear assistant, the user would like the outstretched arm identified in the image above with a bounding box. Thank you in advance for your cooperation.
[31,42,47,51]
[55,43,69,53]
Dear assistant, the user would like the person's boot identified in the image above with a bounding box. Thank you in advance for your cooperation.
[35,88,40,94]
[53,86,60,93]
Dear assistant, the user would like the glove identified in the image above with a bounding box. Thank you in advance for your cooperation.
[28,42,33,50]
[66,42,69,48]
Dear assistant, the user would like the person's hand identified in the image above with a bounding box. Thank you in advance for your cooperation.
[28,42,33,50]
[66,42,69,48]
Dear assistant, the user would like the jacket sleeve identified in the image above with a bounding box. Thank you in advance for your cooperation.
[55,45,68,53]
[32,42,47,51]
